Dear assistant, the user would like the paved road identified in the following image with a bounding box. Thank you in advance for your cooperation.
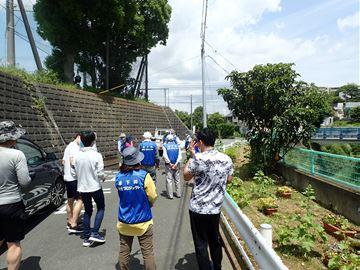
[0,164,233,270]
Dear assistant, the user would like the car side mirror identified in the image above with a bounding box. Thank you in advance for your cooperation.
[46,152,57,161]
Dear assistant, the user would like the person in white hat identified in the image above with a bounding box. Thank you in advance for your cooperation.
[0,121,31,270]
[162,134,182,199]
[139,132,160,184]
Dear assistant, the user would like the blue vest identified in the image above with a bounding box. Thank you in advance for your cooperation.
[139,141,157,166]
[115,170,152,224]
[164,142,179,164]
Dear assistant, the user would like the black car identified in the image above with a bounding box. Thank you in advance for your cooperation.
[15,138,65,216]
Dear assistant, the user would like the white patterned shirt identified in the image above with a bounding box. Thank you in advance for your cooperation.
[188,149,233,214]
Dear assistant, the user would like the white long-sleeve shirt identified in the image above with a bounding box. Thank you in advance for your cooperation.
[71,147,105,193]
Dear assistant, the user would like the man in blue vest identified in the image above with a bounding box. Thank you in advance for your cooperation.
[139,132,160,184]
[163,134,182,199]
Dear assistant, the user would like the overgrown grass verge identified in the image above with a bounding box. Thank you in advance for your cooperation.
[225,145,360,270]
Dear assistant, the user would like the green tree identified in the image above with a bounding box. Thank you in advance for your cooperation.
[218,122,235,138]
[34,0,171,89]
[339,83,360,101]
[207,112,225,135]
[218,63,332,171]
[192,106,204,131]
[175,110,190,128]
[350,106,360,122]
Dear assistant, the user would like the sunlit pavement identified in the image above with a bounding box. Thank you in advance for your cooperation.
[0,165,232,270]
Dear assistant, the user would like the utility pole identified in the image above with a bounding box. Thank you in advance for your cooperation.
[190,94,193,132]
[18,0,42,70]
[105,31,110,90]
[201,0,208,128]
[6,0,15,66]
[145,54,148,101]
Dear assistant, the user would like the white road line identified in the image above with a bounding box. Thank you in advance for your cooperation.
[105,177,115,182]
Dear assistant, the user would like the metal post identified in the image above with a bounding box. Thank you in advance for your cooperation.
[190,94,193,132]
[310,151,315,175]
[145,54,148,101]
[18,0,42,70]
[164,88,167,107]
[201,0,208,128]
[106,31,110,90]
[6,0,15,66]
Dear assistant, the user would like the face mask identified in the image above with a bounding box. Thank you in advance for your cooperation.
[80,141,85,148]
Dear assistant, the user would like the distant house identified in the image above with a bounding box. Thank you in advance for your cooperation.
[333,102,360,119]
[225,113,248,134]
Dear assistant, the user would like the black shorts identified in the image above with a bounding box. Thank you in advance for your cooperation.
[0,201,26,242]
[65,180,80,200]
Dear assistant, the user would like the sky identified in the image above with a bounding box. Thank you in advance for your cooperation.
[0,0,359,115]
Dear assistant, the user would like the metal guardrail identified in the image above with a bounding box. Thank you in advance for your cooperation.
[216,139,246,152]
[312,127,360,140]
[283,148,360,191]
[222,193,288,270]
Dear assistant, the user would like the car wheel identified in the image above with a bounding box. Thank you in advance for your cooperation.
[49,179,65,208]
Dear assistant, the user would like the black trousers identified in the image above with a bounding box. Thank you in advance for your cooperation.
[189,210,222,270]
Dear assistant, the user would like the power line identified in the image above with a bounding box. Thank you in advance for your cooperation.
[206,55,229,74]
[15,31,50,55]
[205,40,238,70]
[150,55,200,75]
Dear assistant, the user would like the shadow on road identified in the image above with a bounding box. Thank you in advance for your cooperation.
[0,256,42,270]
[174,253,198,270]
[0,206,54,256]
[115,249,143,269]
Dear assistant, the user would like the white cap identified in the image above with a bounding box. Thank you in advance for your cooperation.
[143,131,152,139]
[167,134,174,141]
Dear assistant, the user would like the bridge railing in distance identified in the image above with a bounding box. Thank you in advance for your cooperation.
[312,127,360,140]
[222,193,289,270]
[283,148,360,191]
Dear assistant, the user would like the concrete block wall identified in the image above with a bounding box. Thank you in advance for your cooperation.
[0,71,189,161]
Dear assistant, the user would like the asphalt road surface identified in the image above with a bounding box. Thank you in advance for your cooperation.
[0,164,233,270]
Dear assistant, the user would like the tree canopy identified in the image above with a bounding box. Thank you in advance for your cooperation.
[34,0,171,93]
[338,83,360,101]
[218,63,332,171]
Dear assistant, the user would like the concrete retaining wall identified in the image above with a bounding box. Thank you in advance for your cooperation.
[278,164,360,225]
[0,71,188,163]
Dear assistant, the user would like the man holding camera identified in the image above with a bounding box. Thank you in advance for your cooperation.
[183,128,233,270]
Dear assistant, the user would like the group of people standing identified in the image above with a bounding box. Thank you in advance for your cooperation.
[0,120,233,270]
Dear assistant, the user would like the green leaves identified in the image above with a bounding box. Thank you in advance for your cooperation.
[277,211,328,256]
[218,63,333,171]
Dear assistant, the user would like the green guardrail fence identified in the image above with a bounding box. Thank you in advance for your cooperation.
[283,148,360,191]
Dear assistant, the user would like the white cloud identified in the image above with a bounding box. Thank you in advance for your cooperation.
[337,11,360,31]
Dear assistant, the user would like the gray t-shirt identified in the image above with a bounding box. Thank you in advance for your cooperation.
[0,146,31,205]
[188,149,233,214]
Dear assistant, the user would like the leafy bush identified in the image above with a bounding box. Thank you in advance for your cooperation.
[253,170,275,185]
[277,186,292,194]
[349,106,360,122]
[224,147,238,162]
[256,197,278,211]
[302,184,316,200]
[322,213,352,230]
[218,122,236,138]
[226,177,251,208]
[278,211,327,257]
[325,241,360,270]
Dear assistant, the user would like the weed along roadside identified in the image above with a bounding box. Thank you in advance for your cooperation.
[223,144,360,270]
